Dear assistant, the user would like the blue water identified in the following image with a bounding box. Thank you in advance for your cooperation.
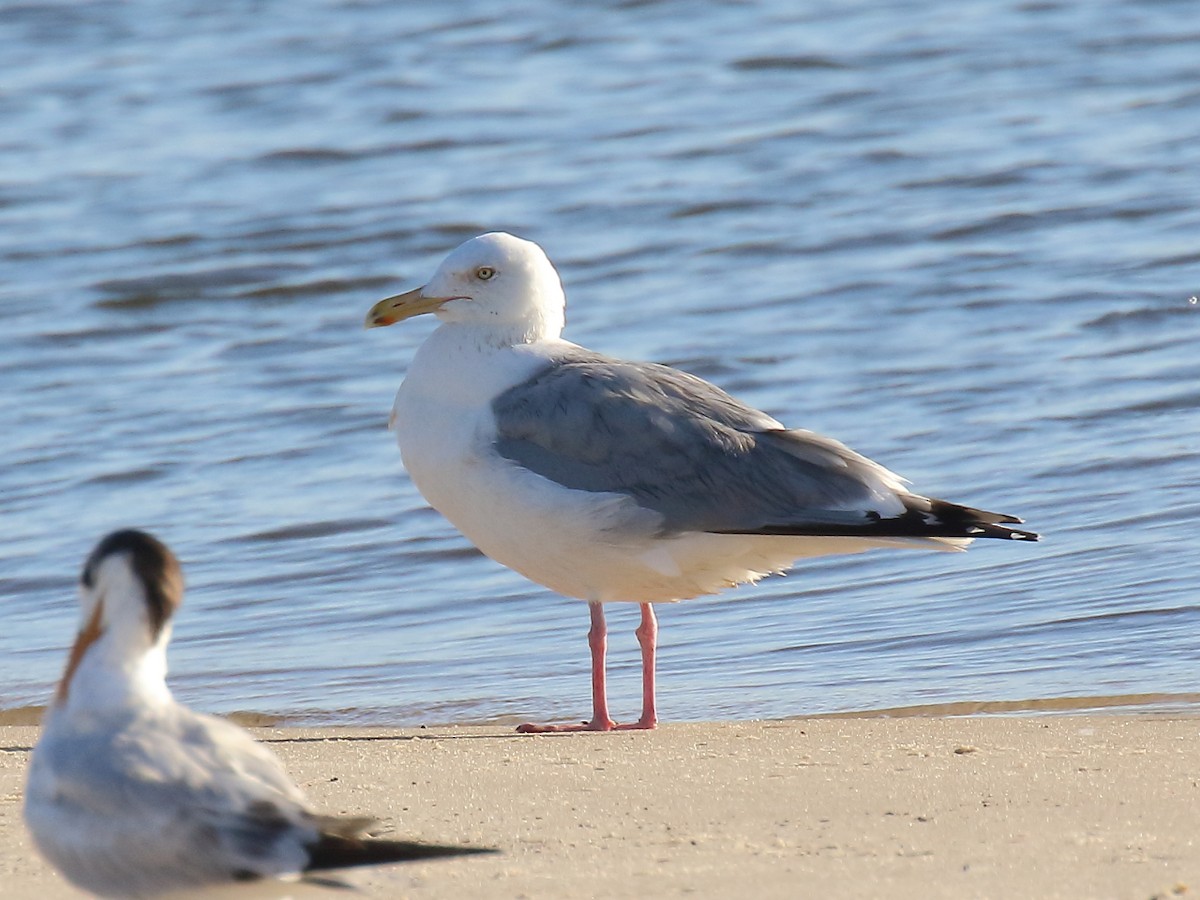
[2,0,1198,726]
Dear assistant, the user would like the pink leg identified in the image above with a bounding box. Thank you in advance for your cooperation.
[517,602,616,733]
[614,602,658,731]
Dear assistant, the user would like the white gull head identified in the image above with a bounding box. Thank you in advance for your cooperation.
[366,232,566,343]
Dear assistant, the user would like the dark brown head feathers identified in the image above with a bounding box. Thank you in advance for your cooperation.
[82,530,184,639]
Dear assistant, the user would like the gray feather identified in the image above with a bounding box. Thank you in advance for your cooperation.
[491,348,907,535]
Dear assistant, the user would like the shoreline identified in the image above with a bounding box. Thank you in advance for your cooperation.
[4,690,1199,729]
[3,716,1198,899]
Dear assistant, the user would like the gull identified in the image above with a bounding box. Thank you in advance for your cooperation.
[365,232,1038,733]
[24,529,492,899]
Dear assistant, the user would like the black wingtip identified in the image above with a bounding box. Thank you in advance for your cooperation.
[708,496,1040,543]
[305,835,497,872]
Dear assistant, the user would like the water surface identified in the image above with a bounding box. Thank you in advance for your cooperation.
[2,0,1198,725]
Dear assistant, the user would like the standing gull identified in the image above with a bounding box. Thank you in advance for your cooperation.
[24,530,491,898]
[365,232,1037,733]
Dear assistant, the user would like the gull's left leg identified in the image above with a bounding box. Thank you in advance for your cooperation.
[615,602,658,731]
[517,602,615,733]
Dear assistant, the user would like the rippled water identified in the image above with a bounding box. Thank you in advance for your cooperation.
[3,0,1198,726]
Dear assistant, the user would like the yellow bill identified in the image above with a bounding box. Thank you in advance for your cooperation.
[364,286,451,328]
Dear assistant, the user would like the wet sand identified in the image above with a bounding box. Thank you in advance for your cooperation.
[1,717,1196,899]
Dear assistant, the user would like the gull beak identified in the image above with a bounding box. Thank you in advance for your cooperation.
[56,601,105,703]
[365,286,451,328]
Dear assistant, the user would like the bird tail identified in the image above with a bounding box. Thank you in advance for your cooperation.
[305,818,495,871]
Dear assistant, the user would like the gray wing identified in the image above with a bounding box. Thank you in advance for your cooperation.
[492,348,1037,541]
[494,349,903,534]
[33,707,320,886]
[171,712,320,874]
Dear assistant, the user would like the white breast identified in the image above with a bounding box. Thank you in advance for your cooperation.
[393,329,665,599]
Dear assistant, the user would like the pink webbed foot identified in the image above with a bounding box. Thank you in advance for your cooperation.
[515,717,616,734]
[514,714,656,733]
[612,717,657,731]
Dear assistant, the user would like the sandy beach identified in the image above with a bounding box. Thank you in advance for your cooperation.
[2,716,1196,900]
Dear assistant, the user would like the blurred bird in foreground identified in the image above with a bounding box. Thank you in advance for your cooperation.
[24,529,493,898]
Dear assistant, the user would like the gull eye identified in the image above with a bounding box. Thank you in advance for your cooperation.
[475,266,496,281]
